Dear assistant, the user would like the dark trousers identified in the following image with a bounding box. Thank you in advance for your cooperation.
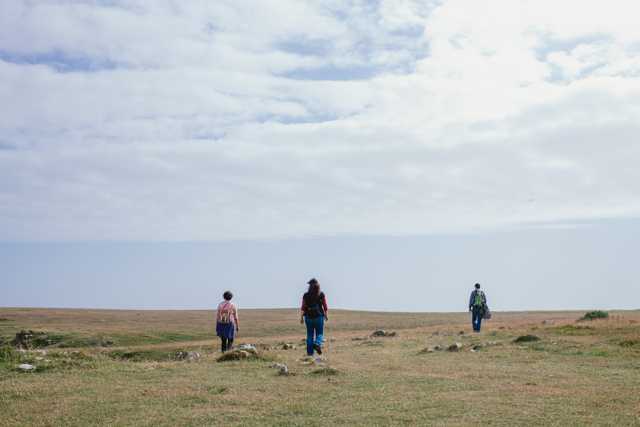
[221,338,234,352]
[472,307,483,332]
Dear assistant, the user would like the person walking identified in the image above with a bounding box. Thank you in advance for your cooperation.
[216,291,239,352]
[300,278,328,356]
[469,283,486,333]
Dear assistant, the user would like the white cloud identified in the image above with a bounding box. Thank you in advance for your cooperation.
[1,0,640,241]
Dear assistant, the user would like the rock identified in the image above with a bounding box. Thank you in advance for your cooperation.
[251,343,275,350]
[352,337,364,341]
[470,349,475,352]
[314,362,326,367]
[269,363,286,369]
[371,331,388,337]
[19,364,36,371]
[389,332,397,337]
[322,339,327,343]
[488,341,497,345]
[239,351,249,357]
[280,365,288,374]
[435,344,445,350]
[35,357,44,361]
[282,343,298,350]
[456,342,462,348]
[175,351,200,361]
[459,331,465,335]
[541,320,547,325]
[330,337,338,342]
[312,357,326,362]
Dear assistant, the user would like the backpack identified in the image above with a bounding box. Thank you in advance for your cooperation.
[305,294,324,319]
[219,302,231,324]
[472,291,484,308]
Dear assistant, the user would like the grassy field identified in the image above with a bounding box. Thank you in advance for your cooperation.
[1,307,640,426]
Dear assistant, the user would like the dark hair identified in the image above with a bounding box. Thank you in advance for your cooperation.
[307,278,321,298]
[223,291,233,301]
[475,283,481,289]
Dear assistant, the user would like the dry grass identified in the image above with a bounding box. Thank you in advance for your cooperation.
[1,307,640,426]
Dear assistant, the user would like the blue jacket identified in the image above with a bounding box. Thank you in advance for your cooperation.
[469,290,487,310]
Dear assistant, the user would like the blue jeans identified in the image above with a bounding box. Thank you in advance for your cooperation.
[472,307,483,332]
[305,316,324,356]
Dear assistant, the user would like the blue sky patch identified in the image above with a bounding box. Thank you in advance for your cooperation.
[0,50,117,73]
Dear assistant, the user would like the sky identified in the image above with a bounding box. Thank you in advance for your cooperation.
[1,1,639,312]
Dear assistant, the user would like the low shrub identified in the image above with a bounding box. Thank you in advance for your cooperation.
[514,335,540,343]
[581,311,609,321]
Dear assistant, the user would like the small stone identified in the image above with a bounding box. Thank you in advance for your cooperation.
[330,337,338,342]
[371,330,388,337]
[470,349,475,352]
[19,364,36,371]
[280,365,288,374]
[35,357,43,361]
[456,342,462,348]
[239,351,249,358]
[322,339,327,343]
[313,357,326,362]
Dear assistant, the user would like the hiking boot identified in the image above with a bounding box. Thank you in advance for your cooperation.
[313,343,322,355]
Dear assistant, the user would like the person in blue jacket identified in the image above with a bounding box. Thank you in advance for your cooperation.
[469,283,487,333]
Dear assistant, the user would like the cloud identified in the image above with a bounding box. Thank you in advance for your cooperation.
[1,0,640,241]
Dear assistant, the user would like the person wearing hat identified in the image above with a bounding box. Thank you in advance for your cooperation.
[469,283,487,333]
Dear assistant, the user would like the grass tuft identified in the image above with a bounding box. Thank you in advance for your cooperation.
[310,367,340,375]
[216,348,271,362]
[0,345,20,362]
